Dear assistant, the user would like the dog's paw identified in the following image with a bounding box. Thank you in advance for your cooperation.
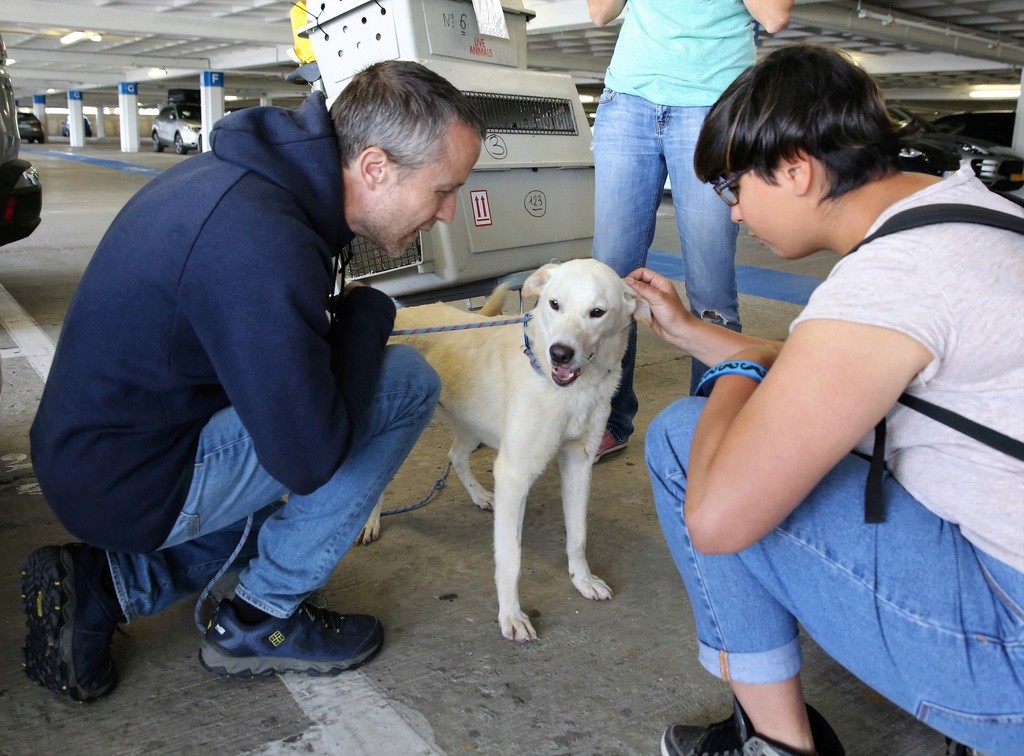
[499,611,538,642]
[572,573,613,601]
[356,497,383,545]
[356,518,380,545]
[471,490,494,511]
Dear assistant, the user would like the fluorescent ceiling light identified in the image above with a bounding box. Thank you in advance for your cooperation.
[5,58,14,65]
[88,33,102,42]
[148,67,168,79]
[969,87,1020,99]
[60,31,87,45]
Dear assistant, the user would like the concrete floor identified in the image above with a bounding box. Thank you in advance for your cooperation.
[0,140,955,755]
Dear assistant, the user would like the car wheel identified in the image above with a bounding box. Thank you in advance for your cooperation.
[174,133,187,155]
[152,131,164,152]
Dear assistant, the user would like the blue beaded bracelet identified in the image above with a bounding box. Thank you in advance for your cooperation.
[694,359,768,398]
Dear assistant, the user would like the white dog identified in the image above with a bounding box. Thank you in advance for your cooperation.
[361,258,649,641]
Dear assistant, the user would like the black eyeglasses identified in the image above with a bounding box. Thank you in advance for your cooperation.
[710,168,751,207]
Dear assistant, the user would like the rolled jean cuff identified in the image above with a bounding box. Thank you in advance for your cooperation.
[697,634,802,684]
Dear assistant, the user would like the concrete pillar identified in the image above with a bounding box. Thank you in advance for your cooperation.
[1013,69,1023,156]
[32,94,47,136]
[94,108,106,138]
[199,71,225,153]
[259,93,271,107]
[67,90,85,148]
[118,82,140,153]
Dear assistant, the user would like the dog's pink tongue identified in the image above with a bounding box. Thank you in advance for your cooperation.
[552,366,579,384]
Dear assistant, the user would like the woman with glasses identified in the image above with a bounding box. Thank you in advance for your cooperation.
[586,0,794,462]
[628,43,1023,756]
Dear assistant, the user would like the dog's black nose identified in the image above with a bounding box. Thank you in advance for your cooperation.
[549,343,575,366]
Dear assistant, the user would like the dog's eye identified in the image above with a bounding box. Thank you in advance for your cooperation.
[549,299,559,311]
[589,308,606,319]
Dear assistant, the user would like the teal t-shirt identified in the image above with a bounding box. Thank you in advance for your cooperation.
[604,0,755,107]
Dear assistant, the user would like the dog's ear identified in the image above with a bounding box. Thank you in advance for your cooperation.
[522,263,559,303]
[624,284,652,326]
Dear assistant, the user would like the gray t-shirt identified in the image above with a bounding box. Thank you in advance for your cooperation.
[791,166,1024,571]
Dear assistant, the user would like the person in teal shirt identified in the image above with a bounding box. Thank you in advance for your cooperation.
[588,0,793,461]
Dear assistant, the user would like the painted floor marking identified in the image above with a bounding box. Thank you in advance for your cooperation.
[252,673,442,755]
[647,249,823,306]
[0,282,53,381]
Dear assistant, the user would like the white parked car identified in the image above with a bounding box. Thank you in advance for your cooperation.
[152,102,202,154]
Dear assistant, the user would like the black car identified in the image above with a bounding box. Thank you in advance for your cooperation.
[896,132,961,178]
[932,111,1015,148]
[1,36,42,248]
[17,111,46,143]
[61,116,93,138]
[891,108,1023,191]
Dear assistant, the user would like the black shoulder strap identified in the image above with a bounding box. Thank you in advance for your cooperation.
[852,203,1024,255]
[859,201,1024,523]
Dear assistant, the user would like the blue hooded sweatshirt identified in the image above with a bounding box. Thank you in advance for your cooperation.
[30,92,397,553]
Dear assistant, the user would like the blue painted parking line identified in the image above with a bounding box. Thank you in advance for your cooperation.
[18,148,165,177]
[647,249,822,306]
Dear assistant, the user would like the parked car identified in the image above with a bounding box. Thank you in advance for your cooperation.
[61,116,93,138]
[0,36,42,248]
[932,110,1015,148]
[891,107,1023,191]
[17,111,45,143]
[1,33,44,394]
[152,102,202,154]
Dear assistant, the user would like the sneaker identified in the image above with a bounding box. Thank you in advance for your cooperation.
[21,544,123,703]
[593,430,628,463]
[945,738,983,756]
[661,697,845,756]
[199,598,383,677]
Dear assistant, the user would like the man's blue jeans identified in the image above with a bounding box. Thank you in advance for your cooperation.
[646,397,1024,754]
[592,90,740,441]
[107,344,440,621]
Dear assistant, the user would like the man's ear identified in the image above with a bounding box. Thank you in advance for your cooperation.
[353,146,390,191]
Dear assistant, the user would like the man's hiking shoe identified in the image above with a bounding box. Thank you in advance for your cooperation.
[661,696,845,756]
[21,544,123,703]
[199,599,383,677]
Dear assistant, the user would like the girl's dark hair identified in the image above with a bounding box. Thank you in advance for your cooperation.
[694,43,903,200]
[330,60,486,170]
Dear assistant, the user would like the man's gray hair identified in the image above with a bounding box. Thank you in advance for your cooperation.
[330,60,486,170]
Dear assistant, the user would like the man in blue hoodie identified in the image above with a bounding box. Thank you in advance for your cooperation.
[21,61,485,703]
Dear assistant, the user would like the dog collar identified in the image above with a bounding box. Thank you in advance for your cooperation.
[521,312,545,376]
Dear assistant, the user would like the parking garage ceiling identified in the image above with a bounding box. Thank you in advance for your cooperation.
[2,0,1022,115]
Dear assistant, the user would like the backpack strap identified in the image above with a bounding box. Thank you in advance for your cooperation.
[857,202,1024,523]
[851,203,1024,256]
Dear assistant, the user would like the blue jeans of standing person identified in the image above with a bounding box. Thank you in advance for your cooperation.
[645,397,1024,755]
[106,344,440,621]
[592,89,741,443]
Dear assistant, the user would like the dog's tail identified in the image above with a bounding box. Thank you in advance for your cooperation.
[478,283,510,317]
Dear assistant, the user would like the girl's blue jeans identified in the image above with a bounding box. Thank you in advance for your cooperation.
[646,397,1024,755]
[592,89,741,441]
[107,344,440,621]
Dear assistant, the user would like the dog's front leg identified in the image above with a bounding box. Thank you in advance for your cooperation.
[492,449,537,641]
[356,495,384,545]
[559,441,612,601]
